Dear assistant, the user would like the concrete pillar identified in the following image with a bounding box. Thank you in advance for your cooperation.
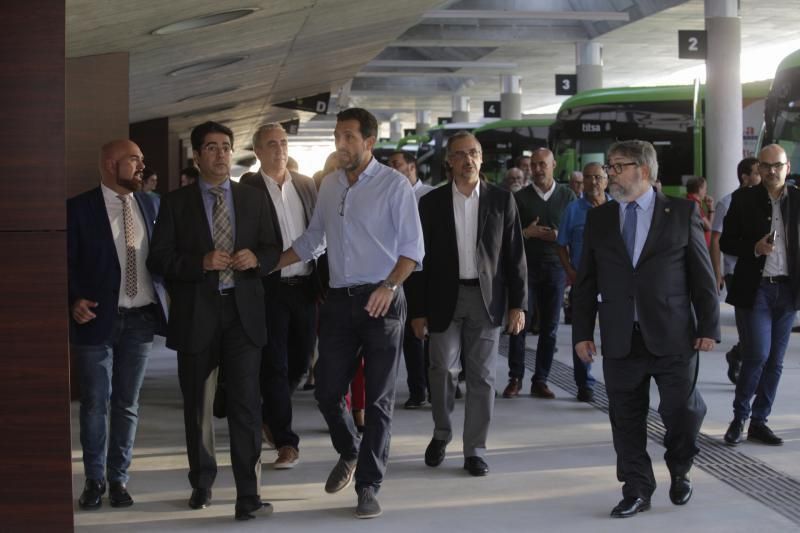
[500,74,521,120]
[390,118,403,142]
[452,95,470,123]
[576,42,603,92]
[416,110,432,136]
[705,0,742,199]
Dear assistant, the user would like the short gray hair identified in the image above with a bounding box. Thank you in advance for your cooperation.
[446,131,481,155]
[608,140,659,182]
[252,122,286,150]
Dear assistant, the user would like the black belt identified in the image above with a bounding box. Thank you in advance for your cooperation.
[459,278,480,287]
[762,275,790,284]
[327,283,378,297]
[280,275,311,286]
[218,288,235,296]
[633,321,641,332]
[117,303,156,314]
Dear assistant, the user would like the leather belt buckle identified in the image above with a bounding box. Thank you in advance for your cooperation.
[219,288,235,296]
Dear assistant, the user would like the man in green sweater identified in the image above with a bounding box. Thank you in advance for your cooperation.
[503,148,576,399]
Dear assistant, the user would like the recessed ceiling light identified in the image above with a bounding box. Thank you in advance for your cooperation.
[169,56,248,77]
[178,86,241,103]
[151,8,259,36]
[180,104,238,119]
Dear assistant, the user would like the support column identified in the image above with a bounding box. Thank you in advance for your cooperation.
[576,42,603,92]
[500,75,522,120]
[389,119,403,142]
[452,95,470,123]
[416,110,432,136]
[705,0,742,199]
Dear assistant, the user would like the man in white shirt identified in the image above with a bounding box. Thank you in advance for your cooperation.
[68,140,167,510]
[241,124,320,470]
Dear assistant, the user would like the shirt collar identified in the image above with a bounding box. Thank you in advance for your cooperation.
[622,186,655,212]
[101,183,132,201]
[261,168,292,188]
[451,179,480,199]
[199,177,231,194]
[337,156,379,187]
[532,179,556,198]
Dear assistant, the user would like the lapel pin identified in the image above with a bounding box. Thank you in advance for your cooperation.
[664,207,670,213]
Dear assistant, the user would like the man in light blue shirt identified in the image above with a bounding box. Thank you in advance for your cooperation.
[276,108,424,519]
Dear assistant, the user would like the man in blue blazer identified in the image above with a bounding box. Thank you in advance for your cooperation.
[67,139,168,511]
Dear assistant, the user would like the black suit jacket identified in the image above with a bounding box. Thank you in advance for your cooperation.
[147,181,281,353]
[408,180,528,332]
[720,183,800,309]
[239,170,323,295]
[67,187,168,345]
[572,191,720,358]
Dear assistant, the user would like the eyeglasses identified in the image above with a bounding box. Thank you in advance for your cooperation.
[202,143,232,155]
[758,161,787,173]
[602,162,639,175]
[449,149,481,161]
[338,186,351,216]
[584,174,606,181]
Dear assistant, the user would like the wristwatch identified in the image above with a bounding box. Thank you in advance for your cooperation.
[381,279,398,292]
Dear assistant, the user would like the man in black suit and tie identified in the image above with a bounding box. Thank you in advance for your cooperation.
[68,140,168,511]
[572,140,719,518]
[241,123,319,469]
[409,131,527,477]
[148,121,281,521]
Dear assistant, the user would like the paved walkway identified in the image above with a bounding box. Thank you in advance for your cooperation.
[72,303,800,532]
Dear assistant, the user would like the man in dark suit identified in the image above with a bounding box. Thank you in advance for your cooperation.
[68,139,168,510]
[147,121,281,521]
[572,140,719,518]
[409,131,527,477]
[721,144,797,447]
[240,123,319,469]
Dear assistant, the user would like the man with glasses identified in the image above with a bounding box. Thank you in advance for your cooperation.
[275,108,424,519]
[408,131,527,477]
[241,123,319,470]
[721,144,797,448]
[573,140,719,518]
[503,148,576,399]
[556,162,610,402]
[148,121,281,521]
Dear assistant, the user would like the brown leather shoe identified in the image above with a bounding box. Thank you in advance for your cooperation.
[531,381,555,399]
[274,446,300,469]
[502,378,522,398]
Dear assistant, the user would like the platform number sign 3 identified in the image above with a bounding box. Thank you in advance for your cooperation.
[555,74,577,96]
[678,30,706,60]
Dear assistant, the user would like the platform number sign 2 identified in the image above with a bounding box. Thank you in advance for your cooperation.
[678,30,706,60]
[555,74,577,96]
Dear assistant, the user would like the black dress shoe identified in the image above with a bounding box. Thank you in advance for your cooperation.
[109,481,134,508]
[78,479,106,510]
[576,387,594,402]
[463,456,489,477]
[425,438,447,467]
[610,496,650,518]
[669,476,692,505]
[724,418,745,446]
[235,496,274,521]
[748,422,784,446]
[725,346,740,384]
[189,488,212,509]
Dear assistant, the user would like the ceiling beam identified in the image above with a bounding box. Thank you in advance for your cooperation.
[393,25,588,46]
[367,60,516,69]
[421,10,630,22]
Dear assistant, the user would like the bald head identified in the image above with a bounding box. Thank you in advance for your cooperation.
[530,147,556,189]
[99,139,145,194]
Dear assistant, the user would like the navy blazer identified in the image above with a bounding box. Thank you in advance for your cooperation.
[67,186,168,345]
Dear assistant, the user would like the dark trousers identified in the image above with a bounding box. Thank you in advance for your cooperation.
[508,261,566,382]
[603,329,706,500]
[403,318,429,400]
[314,285,405,493]
[177,295,262,497]
[260,277,316,450]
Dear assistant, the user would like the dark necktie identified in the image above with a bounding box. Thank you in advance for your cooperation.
[623,202,638,263]
[209,187,234,286]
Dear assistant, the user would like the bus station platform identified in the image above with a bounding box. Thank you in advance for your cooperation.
[71,301,800,532]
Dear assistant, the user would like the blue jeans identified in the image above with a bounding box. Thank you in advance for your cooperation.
[733,280,795,424]
[508,262,566,383]
[73,305,155,483]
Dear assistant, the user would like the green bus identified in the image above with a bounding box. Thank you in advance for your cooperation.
[550,81,771,195]
[763,49,800,181]
[372,140,399,165]
[473,118,553,184]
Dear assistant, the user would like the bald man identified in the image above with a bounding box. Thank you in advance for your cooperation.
[68,140,168,510]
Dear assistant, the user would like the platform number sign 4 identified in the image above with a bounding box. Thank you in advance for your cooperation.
[555,74,577,96]
[483,101,501,118]
[678,30,706,60]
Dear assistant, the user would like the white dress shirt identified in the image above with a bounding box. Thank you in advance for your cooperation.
[764,190,789,277]
[262,170,312,277]
[452,180,480,279]
[101,184,156,308]
[532,179,556,201]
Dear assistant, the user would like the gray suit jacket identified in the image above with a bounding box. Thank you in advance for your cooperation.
[572,191,720,358]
